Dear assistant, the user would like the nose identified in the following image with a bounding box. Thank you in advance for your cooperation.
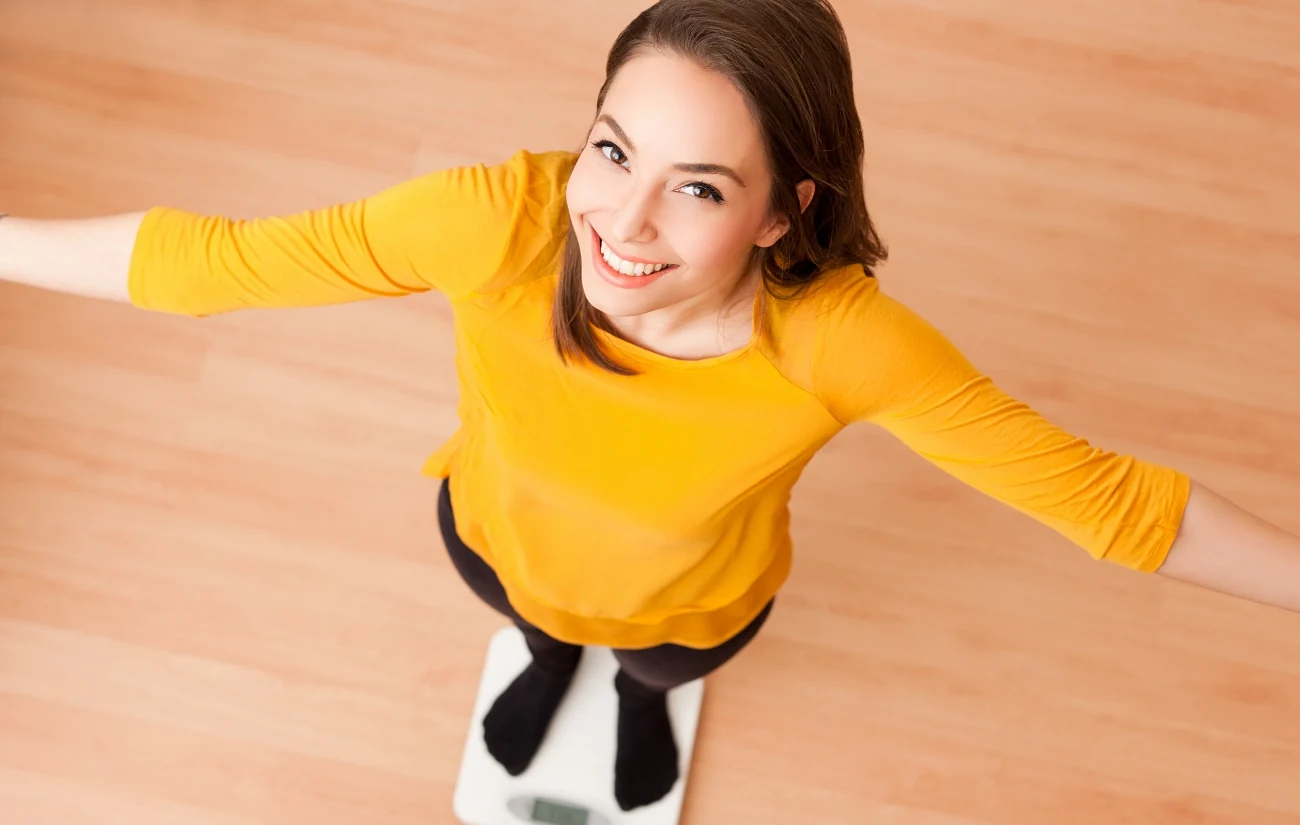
[607,181,658,246]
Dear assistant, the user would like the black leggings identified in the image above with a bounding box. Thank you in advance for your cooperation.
[436,476,773,693]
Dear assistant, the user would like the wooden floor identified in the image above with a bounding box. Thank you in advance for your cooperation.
[3,1,1300,822]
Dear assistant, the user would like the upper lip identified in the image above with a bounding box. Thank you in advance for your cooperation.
[592,227,674,266]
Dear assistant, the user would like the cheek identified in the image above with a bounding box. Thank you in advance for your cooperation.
[673,216,758,275]
[564,154,605,221]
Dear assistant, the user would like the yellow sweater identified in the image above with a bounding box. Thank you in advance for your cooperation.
[129,148,1191,650]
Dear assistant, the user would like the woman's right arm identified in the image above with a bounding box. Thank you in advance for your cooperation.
[0,211,147,303]
[0,148,574,316]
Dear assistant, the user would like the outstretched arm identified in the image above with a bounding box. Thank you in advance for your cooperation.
[0,149,566,316]
[813,272,1300,608]
[0,212,147,302]
[1158,481,1300,613]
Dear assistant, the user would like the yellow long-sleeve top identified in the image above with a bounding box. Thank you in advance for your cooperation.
[129,148,1191,650]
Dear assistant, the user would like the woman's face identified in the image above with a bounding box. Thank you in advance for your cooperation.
[565,51,794,321]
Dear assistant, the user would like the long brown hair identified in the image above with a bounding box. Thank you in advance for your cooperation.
[552,0,887,375]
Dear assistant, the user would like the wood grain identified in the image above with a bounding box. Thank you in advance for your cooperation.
[2,1,1299,822]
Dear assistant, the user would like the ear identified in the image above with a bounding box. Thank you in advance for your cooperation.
[756,179,817,248]
[795,178,816,213]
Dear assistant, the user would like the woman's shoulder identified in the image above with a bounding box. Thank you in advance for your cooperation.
[482,147,580,213]
[757,262,877,393]
[376,147,579,299]
[759,262,964,405]
[767,262,945,344]
[761,262,882,344]
[467,147,579,295]
[409,146,577,200]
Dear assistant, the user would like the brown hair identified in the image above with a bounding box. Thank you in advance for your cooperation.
[552,0,887,375]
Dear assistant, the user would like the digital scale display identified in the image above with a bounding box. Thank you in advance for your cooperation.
[505,793,609,825]
[530,798,589,825]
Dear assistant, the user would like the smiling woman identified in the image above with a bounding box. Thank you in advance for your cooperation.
[554,3,883,372]
[563,52,810,361]
[2,0,1300,817]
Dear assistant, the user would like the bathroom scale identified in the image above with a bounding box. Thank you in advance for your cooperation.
[453,625,705,825]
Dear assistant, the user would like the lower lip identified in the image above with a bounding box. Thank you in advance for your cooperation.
[589,226,675,290]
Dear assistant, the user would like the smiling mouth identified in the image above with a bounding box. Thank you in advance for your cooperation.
[593,229,678,277]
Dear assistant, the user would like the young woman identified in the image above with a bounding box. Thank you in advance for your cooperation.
[3,0,1298,813]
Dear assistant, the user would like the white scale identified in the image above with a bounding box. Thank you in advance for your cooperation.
[454,626,705,825]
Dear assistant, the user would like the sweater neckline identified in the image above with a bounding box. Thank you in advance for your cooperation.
[591,281,765,371]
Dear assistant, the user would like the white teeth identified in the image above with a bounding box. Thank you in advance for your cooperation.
[600,239,671,277]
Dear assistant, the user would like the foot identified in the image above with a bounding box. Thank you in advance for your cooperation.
[483,648,582,776]
[613,669,680,811]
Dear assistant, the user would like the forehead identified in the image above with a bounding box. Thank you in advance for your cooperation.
[600,51,766,175]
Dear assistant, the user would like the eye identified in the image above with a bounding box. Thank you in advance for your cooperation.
[590,139,725,205]
[591,139,629,169]
[681,182,725,204]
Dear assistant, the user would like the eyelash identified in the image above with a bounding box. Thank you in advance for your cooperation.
[589,139,726,205]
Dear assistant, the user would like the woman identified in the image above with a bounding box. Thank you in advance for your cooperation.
[2,0,1297,813]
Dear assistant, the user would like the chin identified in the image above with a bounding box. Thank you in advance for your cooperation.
[579,266,657,319]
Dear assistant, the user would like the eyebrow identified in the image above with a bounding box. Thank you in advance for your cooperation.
[596,114,747,188]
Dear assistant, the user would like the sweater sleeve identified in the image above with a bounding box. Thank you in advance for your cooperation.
[127,148,559,315]
[812,271,1190,571]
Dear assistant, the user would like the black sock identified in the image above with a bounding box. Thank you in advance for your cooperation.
[613,669,680,811]
[483,644,583,776]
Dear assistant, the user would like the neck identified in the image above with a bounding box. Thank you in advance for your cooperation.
[605,262,762,359]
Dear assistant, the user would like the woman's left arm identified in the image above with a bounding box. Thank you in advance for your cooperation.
[1157,481,1300,612]
[814,274,1300,601]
